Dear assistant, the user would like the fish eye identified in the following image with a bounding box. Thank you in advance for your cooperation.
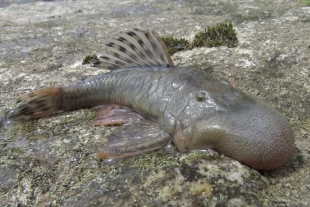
[196,91,207,102]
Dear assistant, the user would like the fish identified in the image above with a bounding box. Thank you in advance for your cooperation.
[0,28,294,170]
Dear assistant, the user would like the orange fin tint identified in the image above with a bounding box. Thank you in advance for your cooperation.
[7,86,63,121]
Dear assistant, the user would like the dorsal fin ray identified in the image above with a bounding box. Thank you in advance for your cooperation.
[107,39,145,66]
[94,29,174,70]
[136,29,173,65]
[102,49,138,67]
[117,31,157,65]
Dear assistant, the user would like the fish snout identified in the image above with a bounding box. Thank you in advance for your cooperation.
[192,104,295,170]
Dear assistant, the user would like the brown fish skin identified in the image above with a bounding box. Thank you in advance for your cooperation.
[1,29,294,170]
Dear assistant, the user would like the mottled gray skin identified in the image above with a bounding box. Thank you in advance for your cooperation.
[60,67,294,170]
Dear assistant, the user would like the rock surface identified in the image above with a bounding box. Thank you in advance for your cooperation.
[0,0,309,206]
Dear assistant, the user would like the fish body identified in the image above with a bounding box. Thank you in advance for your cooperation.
[1,29,294,170]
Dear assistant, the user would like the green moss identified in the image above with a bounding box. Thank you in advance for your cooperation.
[82,53,99,65]
[192,22,238,48]
[302,0,310,6]
[183,151,210,164]
[161,22,238,56]
[161,36,190,55]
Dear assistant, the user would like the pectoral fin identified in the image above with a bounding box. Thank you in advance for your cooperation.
[93,104,143,126]
[97,119,171,159]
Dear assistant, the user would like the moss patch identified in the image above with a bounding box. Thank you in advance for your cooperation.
[161,21,238,55]
[82,53,99,65]
[161,36,190,55]
[192,22,238,48]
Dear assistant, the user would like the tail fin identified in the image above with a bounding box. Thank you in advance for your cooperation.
[5,86,64,122]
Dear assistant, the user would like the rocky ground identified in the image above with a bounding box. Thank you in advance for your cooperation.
[0,0,309,206]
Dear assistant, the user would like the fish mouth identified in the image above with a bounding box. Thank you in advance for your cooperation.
[192,103,295,170]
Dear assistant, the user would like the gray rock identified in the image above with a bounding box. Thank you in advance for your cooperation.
[0,0,309,206]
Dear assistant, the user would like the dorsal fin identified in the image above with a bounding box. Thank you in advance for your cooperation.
[94,29,174,70]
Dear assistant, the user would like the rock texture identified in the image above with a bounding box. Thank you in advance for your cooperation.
[0,0,309,206]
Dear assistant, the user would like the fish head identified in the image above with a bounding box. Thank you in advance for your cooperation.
[173,80,294,170]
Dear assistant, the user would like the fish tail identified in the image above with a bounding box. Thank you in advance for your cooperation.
[6,86,64,122]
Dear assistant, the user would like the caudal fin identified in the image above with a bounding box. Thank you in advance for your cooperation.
[4,86,64,122]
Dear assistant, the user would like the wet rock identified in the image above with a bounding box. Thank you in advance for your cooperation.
[0,0,309,206]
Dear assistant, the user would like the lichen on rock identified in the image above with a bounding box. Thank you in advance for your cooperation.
[0,0,309,206]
